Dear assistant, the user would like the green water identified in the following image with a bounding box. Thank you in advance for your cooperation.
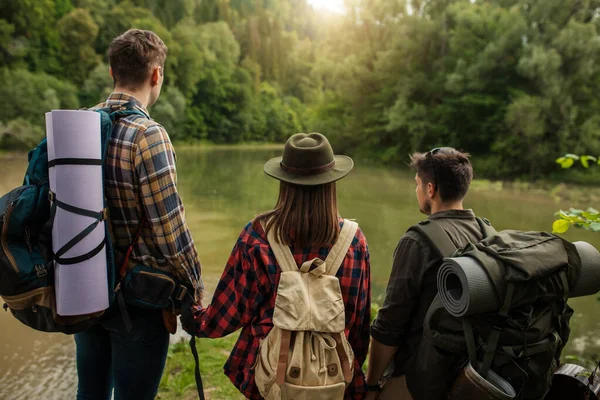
[0,146,598,399]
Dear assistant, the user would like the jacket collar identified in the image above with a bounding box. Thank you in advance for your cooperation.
[104,92,151,119]
[428,209,475,221]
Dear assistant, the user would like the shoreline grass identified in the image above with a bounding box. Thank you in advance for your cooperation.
[158,334,243,400]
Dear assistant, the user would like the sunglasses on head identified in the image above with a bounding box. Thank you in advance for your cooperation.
[426,147,449,192]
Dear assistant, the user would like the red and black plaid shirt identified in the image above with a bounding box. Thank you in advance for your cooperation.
[192,219,371,399]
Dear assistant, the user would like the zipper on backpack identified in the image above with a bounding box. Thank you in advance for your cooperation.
[138,270,176,286]
[2,202,19,274]
[24,226,47,278]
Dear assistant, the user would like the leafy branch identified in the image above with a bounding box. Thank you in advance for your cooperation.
[556,154,599,169]
[553,208,600,234]
[553,154,600,233]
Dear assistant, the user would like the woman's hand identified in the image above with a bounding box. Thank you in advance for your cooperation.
[180,293,202,335]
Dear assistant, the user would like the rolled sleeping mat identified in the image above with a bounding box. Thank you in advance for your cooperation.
[571,241,600,298]
[438,241,600,317]
[46,110,109,316]
[437,257,501,317]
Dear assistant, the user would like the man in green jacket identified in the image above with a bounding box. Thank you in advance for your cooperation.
[365,147,483,399]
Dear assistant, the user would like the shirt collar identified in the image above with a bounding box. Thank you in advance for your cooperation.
[428,209,475,221]
[103,92,151,119]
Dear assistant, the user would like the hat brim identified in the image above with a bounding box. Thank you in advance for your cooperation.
[264,155,354,186]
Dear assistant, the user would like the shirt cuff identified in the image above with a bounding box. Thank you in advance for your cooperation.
[370,322,403,347]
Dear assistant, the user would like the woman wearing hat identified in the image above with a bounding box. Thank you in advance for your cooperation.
[185,133,372,399]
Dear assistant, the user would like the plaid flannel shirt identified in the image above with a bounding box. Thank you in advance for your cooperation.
[92,93,203,296]
[192,220,371,400]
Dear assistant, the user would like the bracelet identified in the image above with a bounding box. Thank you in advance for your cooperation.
[365,380,382,392]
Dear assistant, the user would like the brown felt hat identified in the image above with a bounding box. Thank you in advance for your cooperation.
[264,133,354,186]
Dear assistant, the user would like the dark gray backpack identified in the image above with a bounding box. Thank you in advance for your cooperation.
[405,218,578,400]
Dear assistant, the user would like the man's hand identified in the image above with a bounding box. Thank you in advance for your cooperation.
[366,338,398,393]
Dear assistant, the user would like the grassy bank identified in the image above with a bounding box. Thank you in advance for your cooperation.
[158,334,243,400]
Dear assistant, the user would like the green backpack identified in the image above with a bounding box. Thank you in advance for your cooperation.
[405,218,579,400]
[0,103,188,333]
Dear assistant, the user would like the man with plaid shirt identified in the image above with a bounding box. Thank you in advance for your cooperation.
[74,30,203,400]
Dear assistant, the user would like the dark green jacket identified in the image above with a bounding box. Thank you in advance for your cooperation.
[371,210,484,375]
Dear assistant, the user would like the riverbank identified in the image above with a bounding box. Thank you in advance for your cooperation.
[1,146,599,399]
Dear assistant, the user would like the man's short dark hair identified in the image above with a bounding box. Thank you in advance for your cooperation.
[410,148,473,202]
[108,29,167,88]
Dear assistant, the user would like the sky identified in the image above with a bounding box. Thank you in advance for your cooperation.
[306,0,346,14]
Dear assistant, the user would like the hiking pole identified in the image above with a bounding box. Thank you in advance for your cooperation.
[190,336,206,400]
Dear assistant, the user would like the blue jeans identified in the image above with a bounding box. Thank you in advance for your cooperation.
[74,305,169,400]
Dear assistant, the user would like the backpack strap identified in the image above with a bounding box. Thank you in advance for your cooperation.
[263,219,359,275]
[48,191,109,265]
[476,217,496,238]
[409,219,457,258]
[189,336,207,400]
[264,222,298,273]
[479,282,515,378]
[104,101,147,121]
[409,216,496,259]
[324,219,359,276]
[335,333,354,383]
[276,329,292,385]
[415,215,497,376]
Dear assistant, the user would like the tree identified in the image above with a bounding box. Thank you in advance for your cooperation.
[0,0,73,73]
[57,8,100,85]
[80,63,113,106]
[0,68,79,126]
[151,86,187,140]
[0,119,45,151]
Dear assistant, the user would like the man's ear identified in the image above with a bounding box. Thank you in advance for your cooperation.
[426,182,436,199]
[109,67,114,79]
[150,66,161,86]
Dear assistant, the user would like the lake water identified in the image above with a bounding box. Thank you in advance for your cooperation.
[0,146,598,398]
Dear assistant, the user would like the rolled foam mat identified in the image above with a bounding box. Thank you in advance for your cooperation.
[571,241,600,297]
[438,242,600,317]
[46,110,109,316]
[437,256,500,317]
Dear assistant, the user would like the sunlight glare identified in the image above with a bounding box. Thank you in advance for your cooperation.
[307,0,346,14]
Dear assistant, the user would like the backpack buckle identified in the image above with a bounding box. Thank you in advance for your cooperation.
[48,191,55,202]
[110,104,126,112]
[101,208,109,221]
[175,285,188,302]
[35,265,47,278]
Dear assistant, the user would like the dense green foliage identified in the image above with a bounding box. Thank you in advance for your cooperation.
[1,0,600,180]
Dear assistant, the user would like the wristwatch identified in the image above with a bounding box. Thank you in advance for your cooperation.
[365,380,382,392]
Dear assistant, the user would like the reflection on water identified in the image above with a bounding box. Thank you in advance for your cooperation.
[0,146,599,398]
[0,313,76,400]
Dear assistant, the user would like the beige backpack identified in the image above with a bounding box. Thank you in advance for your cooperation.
[254,219,359,400]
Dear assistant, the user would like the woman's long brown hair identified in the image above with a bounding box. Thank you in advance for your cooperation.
[257,181,340,248]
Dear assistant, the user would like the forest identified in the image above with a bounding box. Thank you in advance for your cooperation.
[1,0,600,180]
